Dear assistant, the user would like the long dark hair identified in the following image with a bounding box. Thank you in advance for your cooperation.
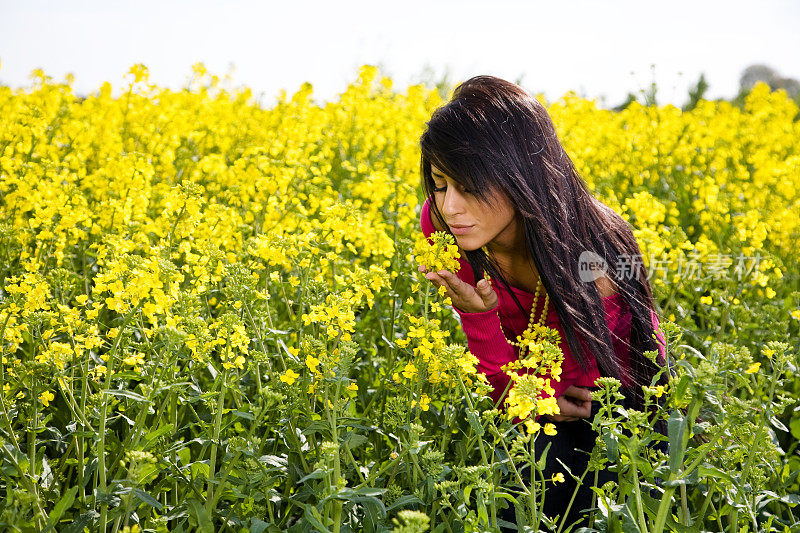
[419,75,669,411]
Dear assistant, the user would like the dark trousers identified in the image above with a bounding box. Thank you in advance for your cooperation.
[498,400,615,532]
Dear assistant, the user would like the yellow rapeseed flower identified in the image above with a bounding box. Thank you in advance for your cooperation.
[39,390,55,407]
[279,369,300,385]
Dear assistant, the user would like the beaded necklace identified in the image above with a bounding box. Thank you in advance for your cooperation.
[482,246,550,349]
[506,277,549,349]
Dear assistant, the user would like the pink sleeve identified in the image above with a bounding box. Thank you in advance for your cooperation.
[650,308,667,363]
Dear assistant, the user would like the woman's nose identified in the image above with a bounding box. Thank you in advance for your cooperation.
[441,188,465,217]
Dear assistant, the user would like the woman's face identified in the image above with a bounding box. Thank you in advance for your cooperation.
[430,164,520,253]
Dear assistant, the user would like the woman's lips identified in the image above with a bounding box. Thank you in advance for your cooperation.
[449,225,474,235]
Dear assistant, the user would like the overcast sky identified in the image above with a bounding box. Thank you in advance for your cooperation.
[1,0,799,108]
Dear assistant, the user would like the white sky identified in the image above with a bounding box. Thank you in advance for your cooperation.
[1,0,799,108]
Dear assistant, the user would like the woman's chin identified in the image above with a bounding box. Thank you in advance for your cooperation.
[454,236,482,252]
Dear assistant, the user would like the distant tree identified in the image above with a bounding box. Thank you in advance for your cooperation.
[740,64,779,92]
[772,76,800,99]
[612,92,638,111]
[734,63,800,108]
[683,73,709,112]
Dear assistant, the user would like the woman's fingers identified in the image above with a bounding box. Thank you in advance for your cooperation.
[556,387,592,420]
[562,385,592,404]
[475,278,499,308]
[547,414,579,423]
[436,270,471,298]
[419,267,497,313]
[423,271,457,299]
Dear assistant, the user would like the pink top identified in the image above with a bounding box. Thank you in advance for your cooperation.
[420,197,667,408]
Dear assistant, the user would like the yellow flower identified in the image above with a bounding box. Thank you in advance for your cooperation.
[347,382,358,392]
[765,287,776,299]
[279,369,300,385]
[524,420,541,434]
[745,362,760,374]
[401,362,416,380]
[551,472,565,484]
[39,390,55,407]
[419,393,430,412]
[305,354,320,374]
[700,295,713,305]
[544,423,557,436]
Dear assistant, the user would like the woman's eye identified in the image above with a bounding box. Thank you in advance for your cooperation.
[433,180,472,195]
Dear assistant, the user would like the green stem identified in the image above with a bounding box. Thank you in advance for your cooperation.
[631,459,649,533]
[455,371,496,527]
[206,367,229,516]
[98,309,138,531]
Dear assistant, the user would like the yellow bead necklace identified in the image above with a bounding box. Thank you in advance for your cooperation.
[506,277,549,348]
[481,245,549,349]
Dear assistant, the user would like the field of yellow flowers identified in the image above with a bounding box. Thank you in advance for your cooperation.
[1,63,799,532]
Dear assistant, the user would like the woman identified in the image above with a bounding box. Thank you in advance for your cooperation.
[416,75,669,530]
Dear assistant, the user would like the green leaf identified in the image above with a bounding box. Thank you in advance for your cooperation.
[297,468,328,484]
[343,432,368,450]
[604,432,619,463]
[143,424,174,449]
[769,415,788,433]
[61,510,100,533]
[303,504,330,531]
[42,486,78,532]
[697,463,734,484]
[103,389,151,403]
[249,518,269,533]
[620,503,642,533]
[187,498,214,533]
[386,494,423,513]
[790,416,800,440]
[330,487,387,518]
[134,488,163,511]
[663,468,699,487]
[667,410,687,473]
[467,411,484,436]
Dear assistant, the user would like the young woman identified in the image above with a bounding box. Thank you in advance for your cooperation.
[416,75,669,530]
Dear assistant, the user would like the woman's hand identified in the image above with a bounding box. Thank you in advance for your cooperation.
[417,265,498,314]
[547,386,592,422]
